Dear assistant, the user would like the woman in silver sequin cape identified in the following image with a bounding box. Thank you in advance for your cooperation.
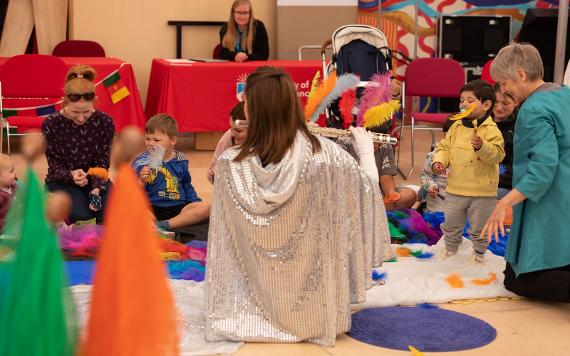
[206,66,393,346]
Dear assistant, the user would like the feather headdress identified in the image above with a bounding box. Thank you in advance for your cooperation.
[363,99,401,129]
[357,73,393,127]
[306,70,321,104]
[304,72,360,122]
[339,89,356,129]
[304,71,337,121]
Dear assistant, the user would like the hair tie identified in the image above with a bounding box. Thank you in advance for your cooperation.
[77,74,84,78]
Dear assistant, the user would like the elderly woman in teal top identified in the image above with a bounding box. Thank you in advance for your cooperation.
[483,43,570,302]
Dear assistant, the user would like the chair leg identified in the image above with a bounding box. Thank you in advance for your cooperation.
[430,130,436,151]
[396,115,415,180]
[407,115,415,178]
[6,127,10,156]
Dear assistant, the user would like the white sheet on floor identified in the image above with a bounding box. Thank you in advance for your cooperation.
[71,280,242,356]
[70,238,515,355]
[362,237,517,307]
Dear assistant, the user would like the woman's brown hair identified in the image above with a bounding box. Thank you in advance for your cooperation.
[234,66,321,165]
[222,0,255,55]
[63,64,96,99]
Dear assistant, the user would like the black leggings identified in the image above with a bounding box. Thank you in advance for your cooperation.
[45,182,110,224]
[504,262,570,303]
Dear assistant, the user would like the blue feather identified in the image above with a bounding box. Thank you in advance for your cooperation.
[372,270,387,281]
[311,74,360,122]
[416,302,439,309]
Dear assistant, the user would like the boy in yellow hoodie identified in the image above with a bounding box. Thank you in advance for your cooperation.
[432,80,505,262]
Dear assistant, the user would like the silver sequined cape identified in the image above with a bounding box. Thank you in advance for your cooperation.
[205,132,392,346]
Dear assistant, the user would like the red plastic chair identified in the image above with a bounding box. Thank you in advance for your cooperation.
[52,40,106,57]
[0,54,68,154]
[396,58,465,178]
[212,44,222,59]
[481,60,494,85]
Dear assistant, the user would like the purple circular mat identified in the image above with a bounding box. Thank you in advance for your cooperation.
[347,306,497,352]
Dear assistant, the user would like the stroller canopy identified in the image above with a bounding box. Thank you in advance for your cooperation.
[332,25,389,55]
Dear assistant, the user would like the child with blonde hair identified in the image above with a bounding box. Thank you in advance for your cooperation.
[133,114,210,231]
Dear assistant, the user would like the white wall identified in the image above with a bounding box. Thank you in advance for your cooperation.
[70,0,276,105]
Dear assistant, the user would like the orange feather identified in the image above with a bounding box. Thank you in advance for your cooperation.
[304,71,337,121]
[87,167,109,181]
[446,273,465,288]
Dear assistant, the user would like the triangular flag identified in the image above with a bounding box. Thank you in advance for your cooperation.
[0,169,78,356]
[103,71,130,104]
[81,164,179,356]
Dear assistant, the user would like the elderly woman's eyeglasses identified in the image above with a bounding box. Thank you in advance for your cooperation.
[234,11,250,16]
[67,92,96,102]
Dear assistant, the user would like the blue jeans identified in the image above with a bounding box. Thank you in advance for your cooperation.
[45,182,111,223]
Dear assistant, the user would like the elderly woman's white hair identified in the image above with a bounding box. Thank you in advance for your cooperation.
[491,42,544,82]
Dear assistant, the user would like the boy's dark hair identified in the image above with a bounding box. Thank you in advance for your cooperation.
[145,113,179,138]
[230,101,246,121]
[460,79,496,117]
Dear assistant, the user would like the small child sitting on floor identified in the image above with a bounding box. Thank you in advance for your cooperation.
[418,119,454,213]
[0,154,17,232]
[132,114,210,231]
[207,101,246,184]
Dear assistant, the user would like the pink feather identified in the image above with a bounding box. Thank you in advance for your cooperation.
[339,89,356,129]
[357,73,392,126]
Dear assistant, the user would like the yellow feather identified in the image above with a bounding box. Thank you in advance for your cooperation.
[304,71,337,121]
[307,70,321,103]
[363,99,401,128]
[408,345,425,355]
[448,102,477,121]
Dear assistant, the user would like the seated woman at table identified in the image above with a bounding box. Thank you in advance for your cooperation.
[219,0,269,62]
[207,101,246,184]
[43,64,115,224]
[206,66,392,346]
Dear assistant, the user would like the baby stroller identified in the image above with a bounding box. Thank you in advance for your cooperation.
[320,25,396,131]
[321,25,411,133]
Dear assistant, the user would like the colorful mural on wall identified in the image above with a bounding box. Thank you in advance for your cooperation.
[357,0,559,77]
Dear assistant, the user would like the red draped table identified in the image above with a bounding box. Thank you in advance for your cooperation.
[145,59,322,133]
[0,57,145,132]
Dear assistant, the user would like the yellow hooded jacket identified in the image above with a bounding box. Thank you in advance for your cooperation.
[433,116,505,197]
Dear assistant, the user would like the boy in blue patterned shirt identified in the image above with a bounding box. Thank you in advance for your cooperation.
[133,114,210,231]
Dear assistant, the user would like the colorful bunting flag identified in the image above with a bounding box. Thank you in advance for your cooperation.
[103,71,130,104]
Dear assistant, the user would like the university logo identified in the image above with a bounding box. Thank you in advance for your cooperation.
[236,73,248,101]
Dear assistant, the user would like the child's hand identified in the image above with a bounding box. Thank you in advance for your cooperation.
[428,185,439,198]
[471,129,483,150]
[432,162,444,175]
[139,166,151,183]
[71,169,88,187]
[88,188,102,212]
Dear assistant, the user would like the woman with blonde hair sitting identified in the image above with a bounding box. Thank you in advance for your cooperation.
[43,65,114,223]
[219,0,269,62]
[206,66,392,345]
